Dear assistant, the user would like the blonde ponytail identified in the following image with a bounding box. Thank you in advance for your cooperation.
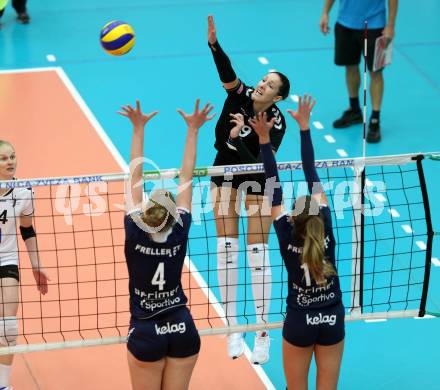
[301,213,336,284]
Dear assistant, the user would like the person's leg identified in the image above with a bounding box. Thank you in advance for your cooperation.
[333,23,363,128]
[211,184,243,357]
[346,65,361,102]
[162,354,199,390]
[367,70,384,142]
[11,0,29,23]
[212,184,240,326]
[0,277,20,390]
[282,338,314,390]
[314,340,344,390]
[126,350,165,390]
[244,192,272,364]
[245,193,272,324]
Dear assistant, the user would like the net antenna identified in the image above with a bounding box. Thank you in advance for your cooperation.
[350,21,369,318]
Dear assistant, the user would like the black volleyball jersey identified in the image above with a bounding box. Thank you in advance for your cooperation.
[274,205,342,310]
[214,80,286,162]
[124,207,191,319]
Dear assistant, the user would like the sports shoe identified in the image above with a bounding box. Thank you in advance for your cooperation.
[367,120,381,143]
[17,12,30,24]
[227,333,245,359]
[333,109,363,128]
[251,332,270,365]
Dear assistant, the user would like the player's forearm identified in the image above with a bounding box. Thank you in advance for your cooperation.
[387,0,398,27]
[322,0,335,15]
[208,40,237,84]
[24,237,41,269]
[300,130,323,194]
[260,142,282,206]
[179,130,198,184]
[129,127,144,201]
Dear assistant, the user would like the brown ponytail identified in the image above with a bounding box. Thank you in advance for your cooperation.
[141,190,176,233]
[292,195,336,284]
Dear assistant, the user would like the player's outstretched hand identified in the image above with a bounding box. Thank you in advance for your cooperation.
[118,100,158,129]
[229,113,244,139]
[208,15,217,44]
[249,112,276,143]
[287,94,316,131]
[177,99,216,132]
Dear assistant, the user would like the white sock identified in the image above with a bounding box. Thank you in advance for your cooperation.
[217,237,239,326]
[247,243,272,327]
[0,363,11,388]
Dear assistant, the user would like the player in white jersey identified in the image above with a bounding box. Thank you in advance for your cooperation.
[0,140,49,390]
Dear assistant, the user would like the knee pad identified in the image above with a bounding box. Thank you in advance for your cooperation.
[217,237,239,269]
[0,317,18,347]
[247,243,271,275]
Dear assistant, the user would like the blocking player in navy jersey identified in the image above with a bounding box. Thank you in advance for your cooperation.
[0,140,49,390]
[250,96,345,390]
[207,15,291,363]
[119,100,215,390]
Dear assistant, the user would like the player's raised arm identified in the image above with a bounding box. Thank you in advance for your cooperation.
[250,112,285,220]
[176,99,215,211]
[207,15,240,91]
[287,95,329,206]
[118,100,158,211]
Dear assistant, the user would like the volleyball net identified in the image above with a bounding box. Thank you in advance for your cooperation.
[0,152,438,355]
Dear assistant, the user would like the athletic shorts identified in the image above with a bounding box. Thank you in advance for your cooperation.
[211,152,266,195]
[0,265,19,282]
[334,22,384,72]
[283,302,345,347]
[127,306,200,362]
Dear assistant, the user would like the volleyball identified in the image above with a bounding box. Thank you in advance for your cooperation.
[100,21,135,56]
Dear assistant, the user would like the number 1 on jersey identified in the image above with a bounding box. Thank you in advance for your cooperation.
[301,263,312,287]
[151,262,166,291]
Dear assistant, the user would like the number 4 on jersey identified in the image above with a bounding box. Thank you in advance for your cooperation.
[151,262,166,291]
[0,210,7,224]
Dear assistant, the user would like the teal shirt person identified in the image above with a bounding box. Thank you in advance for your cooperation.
[337,0,386,29]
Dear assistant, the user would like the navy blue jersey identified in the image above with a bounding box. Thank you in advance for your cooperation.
[274,206,342,310]
[214,80,286,161]
[124,208,191,319]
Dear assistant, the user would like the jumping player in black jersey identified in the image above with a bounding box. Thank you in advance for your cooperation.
[119,100,215,390]
[0,140,49,390]
[251,96,345,389]
[207,15,291,364]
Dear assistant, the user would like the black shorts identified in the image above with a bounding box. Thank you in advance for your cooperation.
[283,302,345,347]
[334,22,384,72]
[127,306,200,362]
[0,265,20,282]
[211,152,266,195]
